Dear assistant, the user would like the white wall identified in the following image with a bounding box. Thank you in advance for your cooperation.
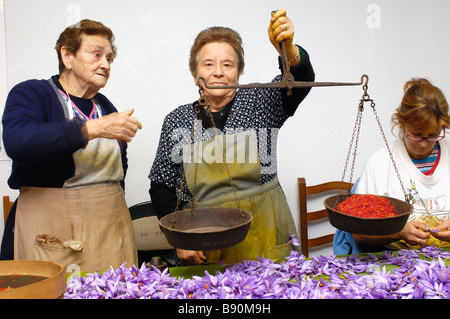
[1,0,449,255]
[0,0,18,239]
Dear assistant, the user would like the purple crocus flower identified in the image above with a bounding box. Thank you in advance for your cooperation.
[64,238,450,299]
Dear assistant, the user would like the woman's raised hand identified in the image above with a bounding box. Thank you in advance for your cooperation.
[268,9,301,66]
[85,109,142,142]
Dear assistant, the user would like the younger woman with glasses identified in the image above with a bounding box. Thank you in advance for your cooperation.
[334,78,450,254]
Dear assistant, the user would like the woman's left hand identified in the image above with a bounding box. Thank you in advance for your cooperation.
[432,220,450,242]
[268,9,300,66]
[176,249,207,266]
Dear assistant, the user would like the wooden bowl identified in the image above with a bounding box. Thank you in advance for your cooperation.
[0,260,66,299]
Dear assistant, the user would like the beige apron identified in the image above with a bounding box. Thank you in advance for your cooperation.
[14,84,137,272]
[183,130,298,264]
[14,184,137,272]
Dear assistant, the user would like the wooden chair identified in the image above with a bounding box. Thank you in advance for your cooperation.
[298,178,353,257]
[3,196,14,224]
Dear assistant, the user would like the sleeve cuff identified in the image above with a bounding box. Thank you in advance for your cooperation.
[278,44,309,72]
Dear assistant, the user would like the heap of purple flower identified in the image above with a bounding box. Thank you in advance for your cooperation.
[65,244,450,299]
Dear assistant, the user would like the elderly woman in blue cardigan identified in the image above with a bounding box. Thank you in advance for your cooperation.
[149,9,315,265]
[1,19,141,272]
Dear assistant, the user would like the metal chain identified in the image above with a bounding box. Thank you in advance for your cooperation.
[341,75,409,202]
[174,86,242,217]
[337,100,363,208]
[174,86,205,216]
[369,100,409,202]
[174,103,200,216]
[205,107,242,211]
[340,101,363,191]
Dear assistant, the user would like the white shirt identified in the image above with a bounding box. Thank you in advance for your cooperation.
[356,139,450,248]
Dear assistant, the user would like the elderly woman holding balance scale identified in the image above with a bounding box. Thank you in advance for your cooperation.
[149,9,315,265]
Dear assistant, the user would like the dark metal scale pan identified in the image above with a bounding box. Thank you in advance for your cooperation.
[160,207,253,251]
[324,194,413,235]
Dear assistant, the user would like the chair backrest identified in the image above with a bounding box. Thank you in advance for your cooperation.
[128,201,173,251]
[298,178,353,257]
[3,196,14,224]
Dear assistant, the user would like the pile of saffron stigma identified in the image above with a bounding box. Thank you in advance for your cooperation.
[337,194,396,218]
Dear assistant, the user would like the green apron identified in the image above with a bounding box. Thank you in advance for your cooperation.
[183,130,298,264]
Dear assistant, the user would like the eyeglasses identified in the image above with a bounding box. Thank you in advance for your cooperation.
[404,129,446,142]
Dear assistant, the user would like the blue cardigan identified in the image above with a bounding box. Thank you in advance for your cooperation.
[2,76,128,189]
[1,75,127,259]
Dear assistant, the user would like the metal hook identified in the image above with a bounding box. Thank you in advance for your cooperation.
[360,74,372,102]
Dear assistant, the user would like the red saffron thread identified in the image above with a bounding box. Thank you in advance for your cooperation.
[337,194,396,218]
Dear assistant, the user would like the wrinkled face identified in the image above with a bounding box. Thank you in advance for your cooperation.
[194,42,239,102]
[70,34,114,90]
[403,125,444,159]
